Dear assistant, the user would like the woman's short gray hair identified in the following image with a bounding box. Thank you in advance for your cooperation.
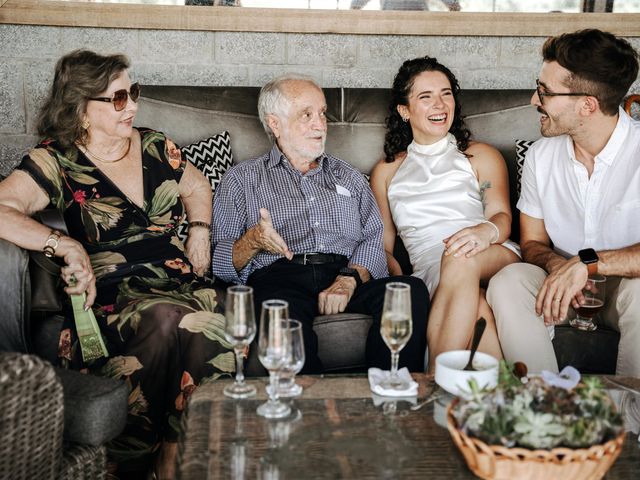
[258,74,321,142]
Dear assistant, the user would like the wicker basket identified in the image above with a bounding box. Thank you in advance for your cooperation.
[446,401,625,480]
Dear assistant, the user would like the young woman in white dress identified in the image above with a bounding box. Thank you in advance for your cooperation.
[371,57,520,372]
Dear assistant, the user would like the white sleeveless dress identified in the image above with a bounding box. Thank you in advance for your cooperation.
[387,134,520,298]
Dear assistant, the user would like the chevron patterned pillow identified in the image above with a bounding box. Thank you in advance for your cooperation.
[515,139,535,198]
[177,131,234,241]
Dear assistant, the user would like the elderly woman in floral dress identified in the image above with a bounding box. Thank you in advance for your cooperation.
[0,50,233,479]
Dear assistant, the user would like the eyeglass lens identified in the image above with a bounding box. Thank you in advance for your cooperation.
[113,83,140,111]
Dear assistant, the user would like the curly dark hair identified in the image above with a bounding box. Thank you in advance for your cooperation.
[383,56,471,163]
[36,49,130,147]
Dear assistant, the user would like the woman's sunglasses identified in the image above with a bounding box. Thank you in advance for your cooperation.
[88,82,140,111]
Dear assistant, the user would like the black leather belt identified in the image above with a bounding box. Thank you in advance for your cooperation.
[288,253,348,266]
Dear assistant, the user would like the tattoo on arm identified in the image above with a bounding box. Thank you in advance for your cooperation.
[479,181,492,211]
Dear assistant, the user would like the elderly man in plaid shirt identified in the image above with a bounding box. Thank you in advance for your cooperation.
[212,75,429,373]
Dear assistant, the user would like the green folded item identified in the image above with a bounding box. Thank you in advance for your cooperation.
[70,293,108,362]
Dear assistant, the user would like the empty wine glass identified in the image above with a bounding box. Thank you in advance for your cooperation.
[257,300,291,419]
[380,282,413,391]
[570,274,606,331]
[223,285,257,399]
[267,319,305,398]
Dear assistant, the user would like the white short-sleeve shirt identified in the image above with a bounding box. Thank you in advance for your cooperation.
[517,108,640,257]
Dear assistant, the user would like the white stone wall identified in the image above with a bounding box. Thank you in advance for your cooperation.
[1,24,638,174]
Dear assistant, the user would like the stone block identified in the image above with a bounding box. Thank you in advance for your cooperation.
[136,61,247,87]
[23,60,57,135]
[499,37,544,70]
[0,135,39,177]
[132,63,180,86]
[322,67,394,89]
[437,36,500,70]
[59,27,140,59]
[249,65,323,88]
[215,32,284,64]
[287,34,357,67]
[0,25,63,59]
[0,64,25,134]
[457,67,536,90]
[358,35,444,69]
[139,30,214,64]
[174,64,249,87]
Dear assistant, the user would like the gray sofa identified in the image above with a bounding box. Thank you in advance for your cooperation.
[136,85,620,374]
[0,86,619,397]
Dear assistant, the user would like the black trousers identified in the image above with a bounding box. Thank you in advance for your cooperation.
[247,259,430,374]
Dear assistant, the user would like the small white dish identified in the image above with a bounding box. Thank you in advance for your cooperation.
[434,350,499,397]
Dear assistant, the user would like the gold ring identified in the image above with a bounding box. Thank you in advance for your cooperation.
[554,298,561,302]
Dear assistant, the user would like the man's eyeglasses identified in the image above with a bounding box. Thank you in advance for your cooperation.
[88,82,140,111]
[535,79,592,104]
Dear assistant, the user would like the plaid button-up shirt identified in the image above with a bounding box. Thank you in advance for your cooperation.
[211,144,388,284]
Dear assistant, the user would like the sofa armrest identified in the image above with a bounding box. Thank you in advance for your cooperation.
[0,239,31,353]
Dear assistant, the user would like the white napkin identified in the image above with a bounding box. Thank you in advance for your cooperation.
[368,367,419,397]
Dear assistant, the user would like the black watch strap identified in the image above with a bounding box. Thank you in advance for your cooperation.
[338,267,363,288]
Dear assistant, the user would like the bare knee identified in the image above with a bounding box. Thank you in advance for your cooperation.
[439,251,481,282]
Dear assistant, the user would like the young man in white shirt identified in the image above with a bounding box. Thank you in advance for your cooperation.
[487,29,640,375]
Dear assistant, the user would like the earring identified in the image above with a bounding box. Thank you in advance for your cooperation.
[402,117,409,123]
[81,120,90,130]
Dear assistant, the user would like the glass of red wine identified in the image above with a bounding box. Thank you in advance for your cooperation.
[570,274,606,331]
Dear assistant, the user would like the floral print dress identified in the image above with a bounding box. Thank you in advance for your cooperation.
[17,128,234,473]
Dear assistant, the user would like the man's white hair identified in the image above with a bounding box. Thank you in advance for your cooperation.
[258,74,322,143]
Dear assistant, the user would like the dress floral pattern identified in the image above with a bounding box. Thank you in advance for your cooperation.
[17,128,234,473]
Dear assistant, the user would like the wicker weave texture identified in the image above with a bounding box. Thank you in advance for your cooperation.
[446,405,625,480]
[0,352,64,480]
[59,443,107,480]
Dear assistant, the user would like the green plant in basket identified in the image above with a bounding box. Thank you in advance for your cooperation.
[451,361,624,450]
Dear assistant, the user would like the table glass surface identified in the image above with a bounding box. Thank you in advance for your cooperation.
[177,374,640,479]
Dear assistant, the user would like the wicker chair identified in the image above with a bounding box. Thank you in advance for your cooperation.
[0,352,107,480]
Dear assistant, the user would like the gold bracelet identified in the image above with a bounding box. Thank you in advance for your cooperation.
[43,229,62,258]
[188,221,211,230]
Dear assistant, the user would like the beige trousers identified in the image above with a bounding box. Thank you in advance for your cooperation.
[486,263,640,376]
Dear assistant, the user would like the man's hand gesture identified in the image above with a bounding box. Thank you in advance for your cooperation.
[252,208,293,260]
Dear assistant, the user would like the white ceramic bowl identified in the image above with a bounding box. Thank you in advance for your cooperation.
[434,350,499,397]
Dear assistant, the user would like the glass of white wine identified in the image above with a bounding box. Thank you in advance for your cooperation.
[223,285,257,399]
[380,282,413,391]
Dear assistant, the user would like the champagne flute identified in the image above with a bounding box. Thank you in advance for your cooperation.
[380,282,413,391]
[257,300,291,419]
[570,274,606,331]
[223,285,257,399]
[267,319,305,398]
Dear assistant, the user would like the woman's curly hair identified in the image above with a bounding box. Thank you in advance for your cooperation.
[383,56,471,162]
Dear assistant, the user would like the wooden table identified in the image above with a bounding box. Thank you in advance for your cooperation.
[177,374,640,479]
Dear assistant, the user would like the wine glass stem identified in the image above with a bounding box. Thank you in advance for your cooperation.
[268,371,280,404]
[234,347,245,385]
[390,351,399,380]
